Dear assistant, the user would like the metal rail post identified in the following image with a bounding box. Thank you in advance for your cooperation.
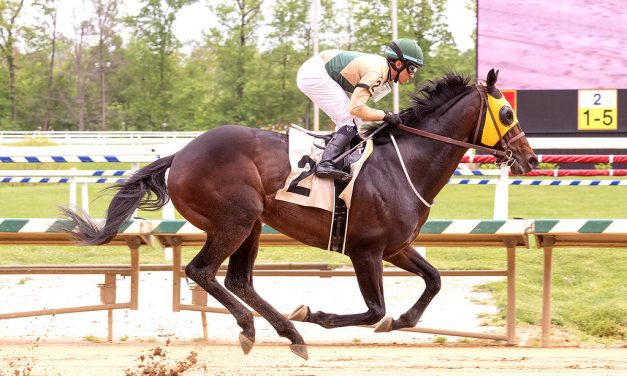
[542,238,555,347]
[506,240,517,344]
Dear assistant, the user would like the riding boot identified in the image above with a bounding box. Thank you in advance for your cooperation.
[315,124,358,182]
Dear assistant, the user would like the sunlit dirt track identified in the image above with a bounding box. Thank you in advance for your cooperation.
[1,342,625,375]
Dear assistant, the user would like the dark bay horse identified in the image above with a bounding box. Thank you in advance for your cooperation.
[62,69,537,359]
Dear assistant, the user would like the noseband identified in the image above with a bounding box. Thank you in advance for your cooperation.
[395,84,523,164]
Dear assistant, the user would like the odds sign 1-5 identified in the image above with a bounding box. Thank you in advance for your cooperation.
[578,90,618,130]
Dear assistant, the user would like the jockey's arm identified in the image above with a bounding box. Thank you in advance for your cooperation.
[349,87,386,122]
[348,70,387,122]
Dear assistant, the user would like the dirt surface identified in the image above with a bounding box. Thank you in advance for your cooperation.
[1,272,625,375]
[1,341,626,375]
[0,273,505,344]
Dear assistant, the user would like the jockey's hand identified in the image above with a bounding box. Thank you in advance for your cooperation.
[384,111,402,126]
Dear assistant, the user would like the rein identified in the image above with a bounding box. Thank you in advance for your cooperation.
[395,123,507,157]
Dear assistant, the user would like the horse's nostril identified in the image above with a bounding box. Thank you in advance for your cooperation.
[528,156,539,168]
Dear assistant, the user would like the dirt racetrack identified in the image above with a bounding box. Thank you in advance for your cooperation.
[1,342,626,375]
[1,274,625,375]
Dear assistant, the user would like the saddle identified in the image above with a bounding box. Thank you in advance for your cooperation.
[275,124,374,253]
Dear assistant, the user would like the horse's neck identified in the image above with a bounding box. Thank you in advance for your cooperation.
[375,89,480,206]
[394,135,468,203]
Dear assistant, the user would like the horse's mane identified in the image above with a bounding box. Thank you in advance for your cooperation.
[364,72,473,144]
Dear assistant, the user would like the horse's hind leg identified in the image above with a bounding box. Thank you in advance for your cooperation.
[291,252,386,329]
[375,246,441,332]
[185,229,256,354]
[225,220,308,359]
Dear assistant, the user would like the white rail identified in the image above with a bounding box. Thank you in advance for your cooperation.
[2,136,626,221]
[2,130,626,149]
[0,131,201,146]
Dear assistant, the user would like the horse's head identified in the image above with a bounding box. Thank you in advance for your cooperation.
[377,70,537,175]
[474,69,538,174]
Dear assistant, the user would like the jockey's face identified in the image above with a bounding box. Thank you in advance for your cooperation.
[394,60,416,84]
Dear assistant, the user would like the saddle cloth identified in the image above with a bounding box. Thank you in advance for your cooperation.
[275,124,373,212]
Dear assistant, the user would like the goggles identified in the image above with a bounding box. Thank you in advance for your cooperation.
[407,63,420,74]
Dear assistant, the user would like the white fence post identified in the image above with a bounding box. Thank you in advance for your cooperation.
[493,164,509,219]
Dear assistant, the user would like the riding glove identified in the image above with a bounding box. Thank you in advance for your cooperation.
[384,111,402,126]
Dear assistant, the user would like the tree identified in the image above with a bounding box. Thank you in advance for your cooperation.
[262,0,308,126]
[132,0,194,81]
[263,0,337,129]
[118,0,195,130]
[29,0,60,130]
[92,0,119,130]
[0,0,25,122]
[0,0,477,132]
[69,18,92,131]
[207,0,264,124]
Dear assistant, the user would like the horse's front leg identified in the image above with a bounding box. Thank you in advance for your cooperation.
[375,246,441,332]
[290,253,386,328]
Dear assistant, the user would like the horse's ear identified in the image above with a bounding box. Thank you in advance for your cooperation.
[486,69,499,87]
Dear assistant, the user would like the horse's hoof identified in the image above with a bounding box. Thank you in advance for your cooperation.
[288,304,309,322]
[374,316,393,333]
[238,332,255,355]
[290,344,309,360]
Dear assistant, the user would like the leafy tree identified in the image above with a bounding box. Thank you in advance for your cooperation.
[206,0,264,124]
[0,0,476,131]
[70,18,93,131]
[92,0,119,129]
[169,45,218,130]
[27,0,61,130]
[0,0,25,122]
[116,0,195,130]
[131,0,195,81]
[263,0,309,126]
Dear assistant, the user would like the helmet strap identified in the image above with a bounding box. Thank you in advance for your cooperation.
[388,60,406,83]
[388,41,407,83]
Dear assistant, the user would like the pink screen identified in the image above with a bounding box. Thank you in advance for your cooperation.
[477,0,627,90]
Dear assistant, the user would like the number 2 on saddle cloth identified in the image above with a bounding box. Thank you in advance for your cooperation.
[276,125,373,253]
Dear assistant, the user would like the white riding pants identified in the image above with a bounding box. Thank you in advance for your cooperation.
[296,55,362,131]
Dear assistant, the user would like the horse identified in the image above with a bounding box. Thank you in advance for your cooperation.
[61,69,537,360]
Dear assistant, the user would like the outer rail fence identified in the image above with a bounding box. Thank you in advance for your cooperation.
[1,218,625,346]
[0,218,151,341]
[532,219,627,347]
[0,218,529,344]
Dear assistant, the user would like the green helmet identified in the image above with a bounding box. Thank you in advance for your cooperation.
[384,38,424,67]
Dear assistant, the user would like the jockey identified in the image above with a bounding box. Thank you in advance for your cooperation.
[297,38,423,182]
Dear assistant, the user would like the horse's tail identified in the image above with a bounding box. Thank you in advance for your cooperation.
[60,154,175,245]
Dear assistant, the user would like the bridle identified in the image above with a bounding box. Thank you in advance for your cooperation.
[395,84,524,166]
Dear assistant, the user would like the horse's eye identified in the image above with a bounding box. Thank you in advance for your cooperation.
[499,106,514,126]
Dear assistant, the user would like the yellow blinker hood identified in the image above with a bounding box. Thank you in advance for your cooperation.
[480,92,518,146]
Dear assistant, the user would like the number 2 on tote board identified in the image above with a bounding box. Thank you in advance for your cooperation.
[578,90,618,130]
